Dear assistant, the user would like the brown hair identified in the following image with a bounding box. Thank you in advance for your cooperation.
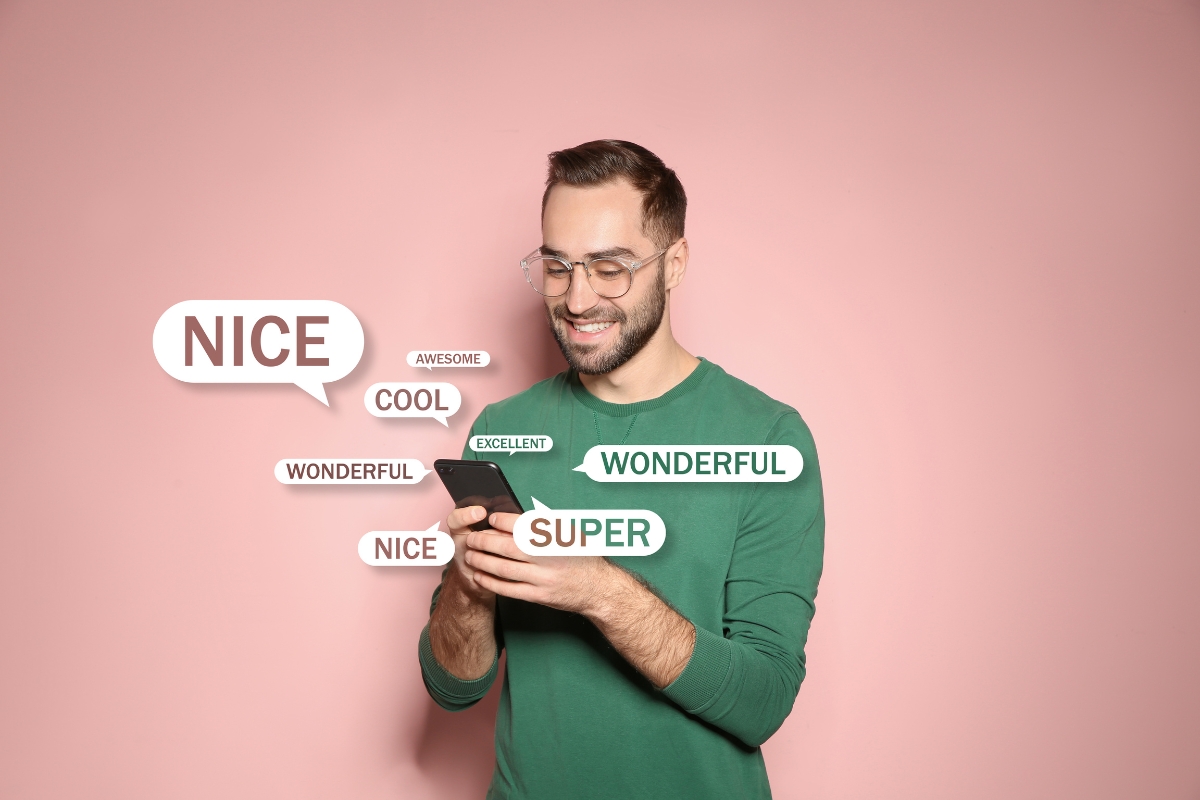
[542,140,686,249]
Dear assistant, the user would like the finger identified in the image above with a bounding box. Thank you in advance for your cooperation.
[466,531,530,562]
[488,512,521,533]
[471,569,542,603]
[465,549,538,583]
[448,506,487,534]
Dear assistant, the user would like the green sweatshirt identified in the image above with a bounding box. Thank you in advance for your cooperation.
[419,359,824,799]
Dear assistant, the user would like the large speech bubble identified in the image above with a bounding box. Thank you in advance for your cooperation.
[365,382,461,427]
[407,350,490,370]
[513,498,664,556]
[358,522,454,566]
[274,458,431,485]
[152,300,364,406]
[573,445,803,482]
[469,435,553,456]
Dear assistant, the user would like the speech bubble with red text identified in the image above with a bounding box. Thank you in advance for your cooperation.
[407,350,490,370]
[358,523,454,566]
[152,300,364,405]
[275,459,430,484]
[365,382,461,426]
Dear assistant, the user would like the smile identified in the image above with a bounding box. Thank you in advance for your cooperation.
[571,321,614,333]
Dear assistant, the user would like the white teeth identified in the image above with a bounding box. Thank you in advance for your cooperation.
[574,321,614,333]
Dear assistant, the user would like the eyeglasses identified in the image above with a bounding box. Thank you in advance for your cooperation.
[520,247,667,299]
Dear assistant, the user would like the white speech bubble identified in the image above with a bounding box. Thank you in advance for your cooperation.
[573,445,803,482]
[407,350,490,370]
[513,498,664,556]
[358,522,454,566]
[469,435,553,456]
[152,300,364,406]
[365,382,461,427]
[274,459,431,484]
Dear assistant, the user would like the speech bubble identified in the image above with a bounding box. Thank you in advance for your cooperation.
[513,498,665,556]
[573,445,803,482]
[469,435,553,456]
[407,350,490,370]
[358,522,454,566]
[152,300,364,406]
[365,382,461,427]
[274,459,431,484]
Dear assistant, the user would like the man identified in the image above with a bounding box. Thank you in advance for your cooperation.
[419,140,824,799]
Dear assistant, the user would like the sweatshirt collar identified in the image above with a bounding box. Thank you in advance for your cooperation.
[569,358,713,418]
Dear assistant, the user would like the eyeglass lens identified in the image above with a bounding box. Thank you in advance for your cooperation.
[526,258,631,298]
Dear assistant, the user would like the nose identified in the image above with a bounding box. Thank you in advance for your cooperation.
[564,263,600,315]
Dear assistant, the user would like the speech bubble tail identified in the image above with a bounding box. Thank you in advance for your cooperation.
[572,463,586,472]
[414,467,432,481]
[531,497,551,511]
[433,415,449,427]
[426,521,441,532]
[510,451,517,456]
[296,382,329,406]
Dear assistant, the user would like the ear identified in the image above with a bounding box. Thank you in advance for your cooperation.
[663,237,689,291]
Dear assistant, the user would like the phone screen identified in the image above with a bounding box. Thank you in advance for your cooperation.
[433,459,525,531]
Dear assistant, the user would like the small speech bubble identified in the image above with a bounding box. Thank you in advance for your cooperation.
[365,382,461,427]
[573,445,803,482]
[358,522,454,566]
[469,435,553,456]
[512,498,665,556]
[407,350,490,370]
[274,459,431,485]
[152,300,364,406]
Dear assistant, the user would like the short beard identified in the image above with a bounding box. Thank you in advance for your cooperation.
[545,265,667,376]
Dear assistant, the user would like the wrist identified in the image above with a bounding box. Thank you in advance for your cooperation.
[582,560,640,626]
[444,563,496,611]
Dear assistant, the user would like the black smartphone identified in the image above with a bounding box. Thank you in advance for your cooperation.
[433,459,525,531]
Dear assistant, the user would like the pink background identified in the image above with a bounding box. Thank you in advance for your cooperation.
[2,1,1198,797]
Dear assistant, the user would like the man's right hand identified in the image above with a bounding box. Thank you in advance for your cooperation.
[446,505,498,603]
[429,505,502,680]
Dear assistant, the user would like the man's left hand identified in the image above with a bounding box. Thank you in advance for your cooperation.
[464,511,696,689]
[462,512,618,616]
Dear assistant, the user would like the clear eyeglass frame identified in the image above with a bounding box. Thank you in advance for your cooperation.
[520,248,667,299]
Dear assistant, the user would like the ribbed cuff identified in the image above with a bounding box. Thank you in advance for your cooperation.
[418,623,498,709]
[660,624,733,713]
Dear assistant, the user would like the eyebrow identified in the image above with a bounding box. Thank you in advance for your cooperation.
[540,245,641,260]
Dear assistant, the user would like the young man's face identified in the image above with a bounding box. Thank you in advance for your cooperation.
[540,179,667,375]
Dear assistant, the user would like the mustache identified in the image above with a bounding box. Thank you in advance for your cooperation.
[549,302,627,324]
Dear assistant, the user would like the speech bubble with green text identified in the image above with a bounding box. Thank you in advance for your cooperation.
[513,498,665,556]
[365,382,461,426]
[358,523,454,566]
[469,435,553,456]
[152,300,365,405]
[275,459,431,484]
[573,445,803,482]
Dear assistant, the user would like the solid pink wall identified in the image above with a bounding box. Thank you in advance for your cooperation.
[2,1,1198,797]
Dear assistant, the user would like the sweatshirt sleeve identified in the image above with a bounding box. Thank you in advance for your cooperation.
[417,409,503,711]
[660,412,825,747]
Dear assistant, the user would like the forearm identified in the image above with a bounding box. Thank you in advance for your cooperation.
[428,567,497,680]
[585,563,696,689]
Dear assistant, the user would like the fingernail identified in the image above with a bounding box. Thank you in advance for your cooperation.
[489,513,497,525]
[473,507,485,520]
